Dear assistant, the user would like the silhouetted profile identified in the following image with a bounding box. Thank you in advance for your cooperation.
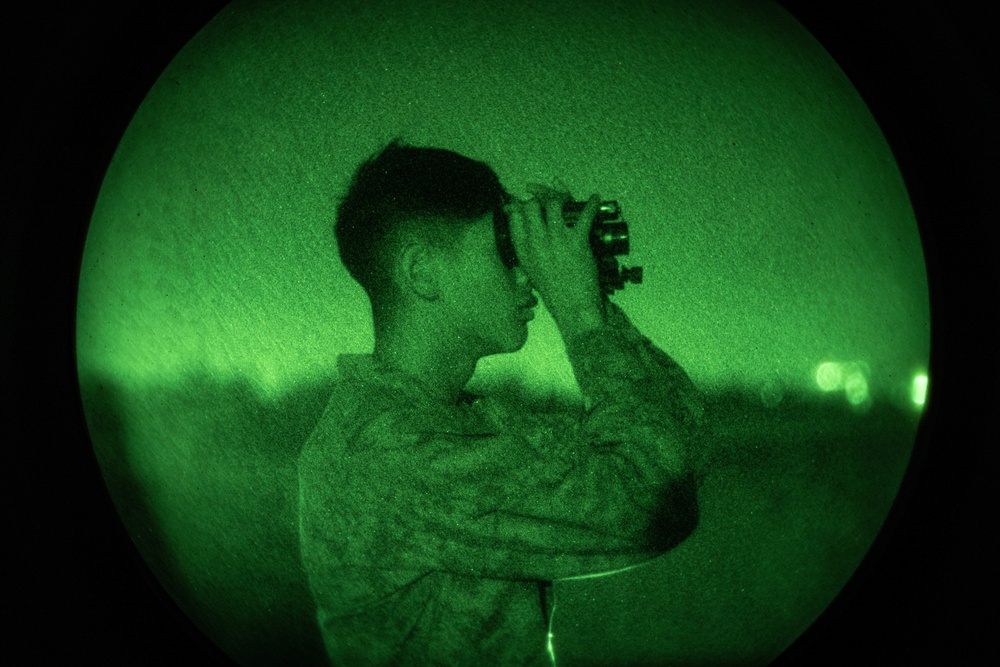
[297,140,705,666]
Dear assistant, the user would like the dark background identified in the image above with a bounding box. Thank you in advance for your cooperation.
[4,1,994,664]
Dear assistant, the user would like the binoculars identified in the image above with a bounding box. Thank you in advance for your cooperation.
[494,199,643,294]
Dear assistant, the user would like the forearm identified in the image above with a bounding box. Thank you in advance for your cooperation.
[546,291,607,341]
[560,301,703,479]
[560,300,656,410]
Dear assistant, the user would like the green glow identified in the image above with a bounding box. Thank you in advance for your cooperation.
[911,373,929,406]
[75,0,931,665]
[815,360,871,406]
[76,0,930,400]
[843,363,870,406]
[815,362,844,392]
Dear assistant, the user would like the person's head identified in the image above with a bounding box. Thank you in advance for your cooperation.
[335,139,536,357]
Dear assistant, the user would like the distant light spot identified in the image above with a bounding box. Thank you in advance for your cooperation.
[911,373,928,406]
[844,369,869,405]
[759,379,783,407]
[815,362,843,391]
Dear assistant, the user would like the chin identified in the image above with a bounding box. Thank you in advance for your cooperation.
[507,325,530,353]
[505,339,527,354]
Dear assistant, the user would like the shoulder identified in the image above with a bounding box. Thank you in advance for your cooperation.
[300,374,431,461]
[299,376,390,458]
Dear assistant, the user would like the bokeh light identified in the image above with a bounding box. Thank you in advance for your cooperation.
[815,360,872,408]
[911,373,929,407]
[843,362,871,405]
[815,362,844,392]
[759,378,785,408]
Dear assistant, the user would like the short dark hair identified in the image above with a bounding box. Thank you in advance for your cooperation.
[334,138,507,307]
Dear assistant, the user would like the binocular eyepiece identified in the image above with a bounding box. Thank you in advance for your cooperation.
[494,198,643,294]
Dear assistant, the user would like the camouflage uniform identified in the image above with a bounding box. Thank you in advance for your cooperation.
[298,305,704,666]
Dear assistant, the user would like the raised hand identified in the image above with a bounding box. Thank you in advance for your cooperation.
[506,183,607,339]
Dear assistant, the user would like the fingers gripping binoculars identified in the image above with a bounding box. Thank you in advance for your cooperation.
[494,199,644,294]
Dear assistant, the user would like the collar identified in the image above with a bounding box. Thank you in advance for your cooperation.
[337,353,487,411]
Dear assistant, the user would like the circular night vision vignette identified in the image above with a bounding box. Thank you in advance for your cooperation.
[69,2,951,666]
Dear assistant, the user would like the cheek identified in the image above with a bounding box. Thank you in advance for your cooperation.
[441,253,519,321]
[441,273,495,322]
[465,264,516,302]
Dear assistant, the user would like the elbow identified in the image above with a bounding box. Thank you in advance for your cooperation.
[642,471,700,552]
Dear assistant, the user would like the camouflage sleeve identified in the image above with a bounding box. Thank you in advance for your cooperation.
[344,302,702,582]
[573,300,705,447]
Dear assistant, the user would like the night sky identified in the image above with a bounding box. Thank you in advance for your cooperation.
[75,0,929,409]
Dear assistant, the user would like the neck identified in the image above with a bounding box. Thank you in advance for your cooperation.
[372,311,480,406]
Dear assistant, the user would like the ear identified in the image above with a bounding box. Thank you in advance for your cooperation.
[396,242,441,301]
